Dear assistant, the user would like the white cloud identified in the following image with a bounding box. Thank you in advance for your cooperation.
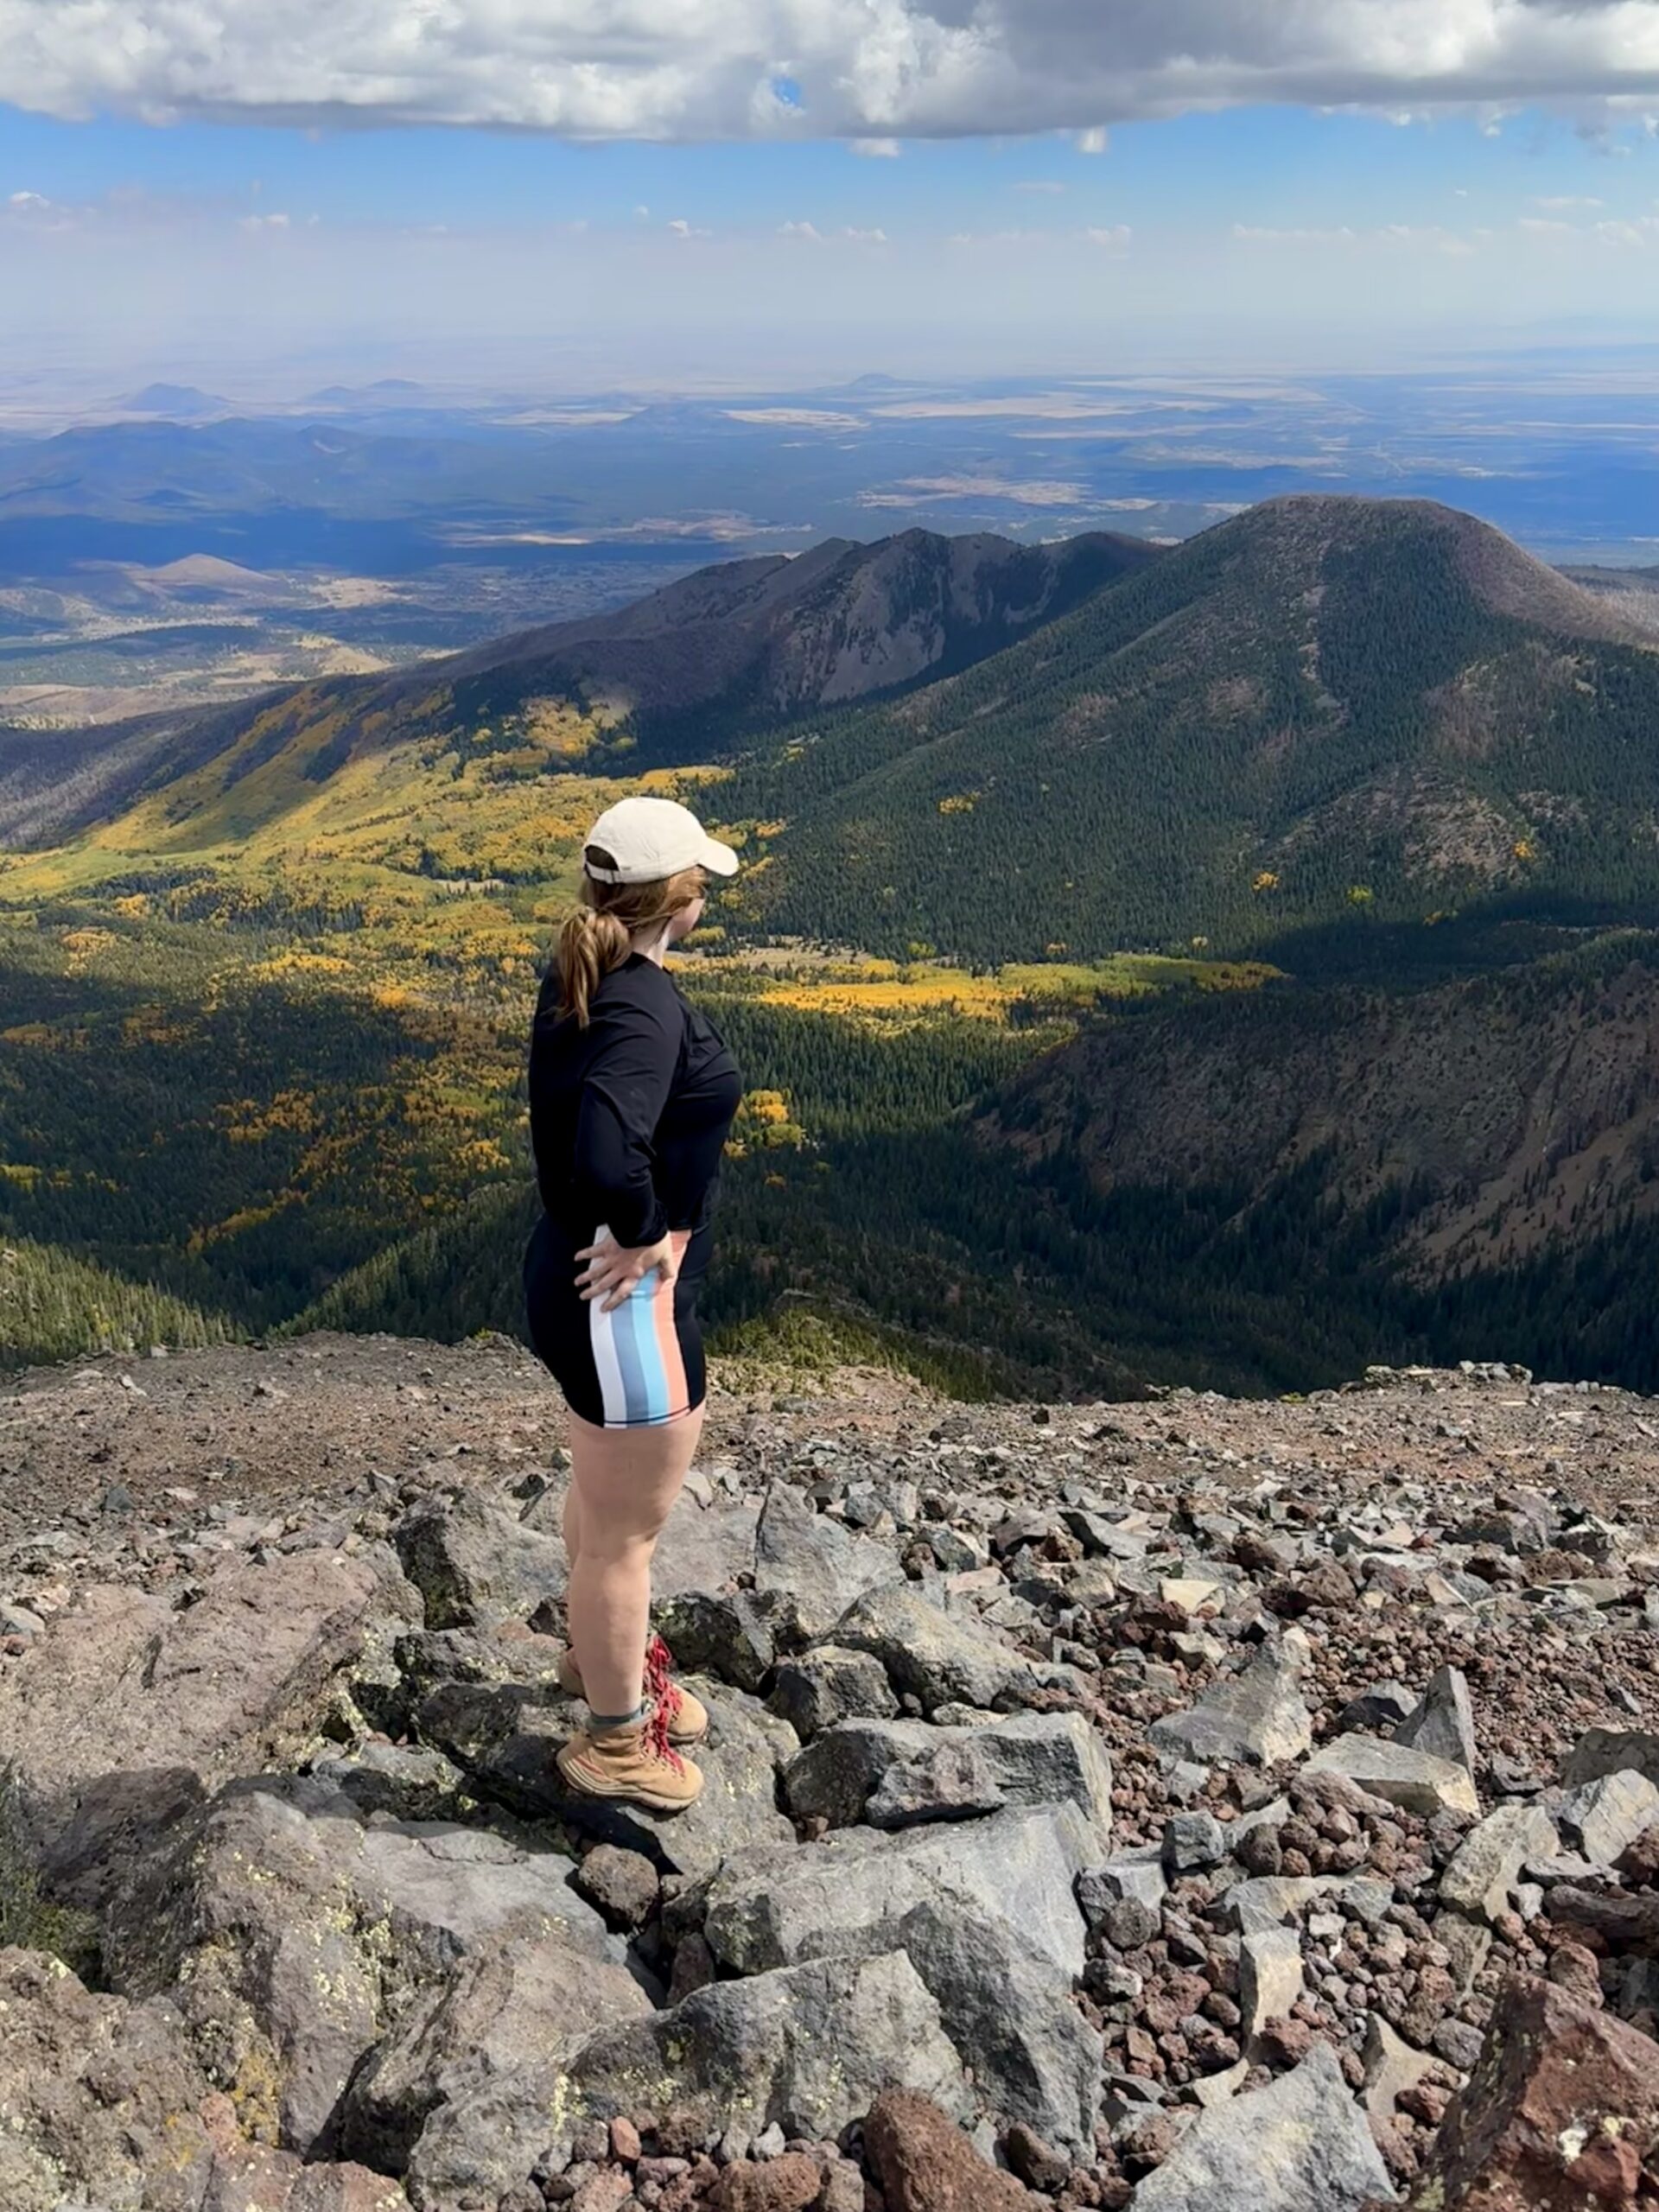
[851,137,901,156]
[6,2,1659,139]
[781,219,888,242]
[667,217,710,238]
[1235,221,1476,253]
[1533,194,1604,207]
[240,210,290,230]
[1077,127,1109,154]
[1084,225,1132,250]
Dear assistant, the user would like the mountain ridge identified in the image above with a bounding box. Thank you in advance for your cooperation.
[0,522,1158,849]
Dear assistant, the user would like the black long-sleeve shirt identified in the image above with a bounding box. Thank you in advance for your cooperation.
[528,953,742,1248]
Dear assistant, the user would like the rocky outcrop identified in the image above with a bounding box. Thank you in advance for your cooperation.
[0,1544,418,1896]
[103,1774,620,2154]
[5,1346,1659,2209]
[1406,1976,1659,2208]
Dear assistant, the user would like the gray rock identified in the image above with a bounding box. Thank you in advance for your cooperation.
[652,1590,776,1692]
[1217,1877,1331,1936]
[1393,1666,1477,1777]
[1240,1927,1304,2042]
[1077,1850,1167,1921]
[1162,1811,1227,1873]
[1360,2014,1438,2126]
[392,1491,566,1630]
[0,1946,218,2212]
[640,1492,760,1599]
[704,1803,1092,1982]
[1559,1770,1659,1866]
[569,1951,971,2145]
[1561,1726,1659,1792]
[1147,1642,1313,1768]
[752,1486,900,1640]
[926,1526,990,1573]
[1433,1910,1493,1998]
[470,1676,798,1881]
[312,1742,468,1824]
[339,1934,650,2196]
[0,1545,418,1889]
[104,1774,617,2155]
[782,1712,1111,1840]
[1131,2040,1398,2211]
[767,1647,899,1740]
[1439,1804,1557,1924]
[1300,1734,1479,1818]
[1334,1682,1416,1735]
[700,1806,1101,2150]
[827,1583,1039,1716]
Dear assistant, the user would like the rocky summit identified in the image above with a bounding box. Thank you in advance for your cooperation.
[5,1334,1659,2209]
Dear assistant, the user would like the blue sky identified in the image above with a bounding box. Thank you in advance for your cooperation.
[4,1,1659,392]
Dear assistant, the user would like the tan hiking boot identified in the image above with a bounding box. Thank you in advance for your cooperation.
[556,1635,709,1747]
[556,1715,704,1814]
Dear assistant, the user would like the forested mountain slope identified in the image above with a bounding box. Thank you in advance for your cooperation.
[732,497,1659,962]
[0,524,1156,847]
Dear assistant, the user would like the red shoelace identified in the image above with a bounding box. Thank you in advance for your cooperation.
[644,1633,686,1773]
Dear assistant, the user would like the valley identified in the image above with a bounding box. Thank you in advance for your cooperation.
[3,493,1658,1399]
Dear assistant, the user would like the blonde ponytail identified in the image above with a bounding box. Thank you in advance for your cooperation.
[554,845,709,1026]
[556,906,632,1027]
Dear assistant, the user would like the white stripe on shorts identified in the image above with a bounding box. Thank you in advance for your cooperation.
[587,1224,629,1426]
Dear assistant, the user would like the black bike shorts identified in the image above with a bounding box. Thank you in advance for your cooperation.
[523,1212,711,1428]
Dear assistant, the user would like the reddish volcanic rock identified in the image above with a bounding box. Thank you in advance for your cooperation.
[1405,1975,1659,2210]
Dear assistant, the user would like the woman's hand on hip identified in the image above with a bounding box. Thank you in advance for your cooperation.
[575,1230,678,1312]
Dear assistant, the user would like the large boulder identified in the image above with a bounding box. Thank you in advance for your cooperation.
[392,1491,565,1630]
[466,1676,798,1880]
[825,1585,1039,1715]
[650,1491,762,1599]
[1132,2040,1397,2211]
[1393,1666,1478,1777]
[568,1952,972,2145]
[752,1486,901,1638]
[338,1934,651,2204]
[1300,1735,1479,1819]
[1562,1726,1659,1792]
[782,1712,1112,1841]
[863,2088,1038,2211]
[104,1776,618,2156]
[701,1808,1100,2150]
[1559,1770,1659,1867]
[1438,1804,1557,1925]
[0,1944,218,2212]
[1148,1641,1313,1767]
[767,1647,900,1740]
[1405,1975,1659,2209]
[0,1546,419,1896]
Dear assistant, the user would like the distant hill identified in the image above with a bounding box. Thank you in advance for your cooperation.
[119,384,229,419]
[0,524,1160,846]
[734,495,1659,962]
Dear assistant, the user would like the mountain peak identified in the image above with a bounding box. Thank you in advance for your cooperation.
[1214,493,1644,644]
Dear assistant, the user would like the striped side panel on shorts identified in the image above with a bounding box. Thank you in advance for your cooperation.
[588,1227,692,1427]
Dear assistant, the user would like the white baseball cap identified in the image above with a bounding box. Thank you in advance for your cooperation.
[582,794,741,885]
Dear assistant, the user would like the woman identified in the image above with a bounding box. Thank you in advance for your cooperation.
[523,793,743,1815]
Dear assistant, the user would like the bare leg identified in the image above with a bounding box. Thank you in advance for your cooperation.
[563,1479,582,1570]
[564,1405,706,1719]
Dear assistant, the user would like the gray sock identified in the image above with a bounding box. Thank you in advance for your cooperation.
[590,1700,649,1731]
